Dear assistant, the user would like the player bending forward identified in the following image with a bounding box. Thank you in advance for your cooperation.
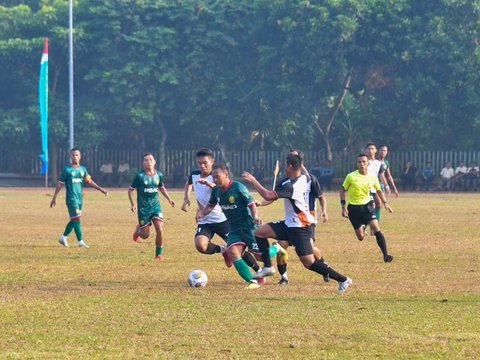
[197,163,277,289]
[243,154,352,294]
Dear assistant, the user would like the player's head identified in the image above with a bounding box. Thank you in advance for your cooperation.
[196,148,215,176]
[288,149,305,164]
[285,153,302,177]
[357,153,369,173]
[365,143,377,159]
[212,163,230,187]
[143,152,156,171]
[69,147,81,165]
[378,145,388,158]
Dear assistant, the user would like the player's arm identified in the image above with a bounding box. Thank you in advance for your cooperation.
[379,171,390,195]
[255,199,274,207]
[242,171,278,201]
[248,202,262,225]
[196,202,216,222]
[182,180,193,212]
[50,182,64,208]
[385,169,399,197]
[374,184,393,213]
[339,187,349,218]
[128,187,137,213]
[86,176,108,196]
[318,195,328,222]
[159,186,175,207]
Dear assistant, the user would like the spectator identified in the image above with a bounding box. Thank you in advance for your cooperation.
[401,161,417,191]
[465,161,479,191]
[172,160,185,188]
[421,161,435,191]
[117,160,130,187]
[251,159,265,184]
[438,162,455,191]
[454,161,468,191]
[99,160,114,187]
[318,159,334,191]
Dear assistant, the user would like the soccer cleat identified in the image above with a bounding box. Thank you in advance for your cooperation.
[132,225,140,242]
[58,236,69,247]
[338,277,353,294]
[257,276,267,285]
[384,254,394,263]
[154,255,165,261]
[245,280,261,290]
[323,261,330,283]
[252,267,276,279]
[78,240,90,248]
[273,241,289,263]
[221,246,233,268]
[278,277,289,286]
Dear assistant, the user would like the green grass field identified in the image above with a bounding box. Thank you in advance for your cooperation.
[0,188,479,359]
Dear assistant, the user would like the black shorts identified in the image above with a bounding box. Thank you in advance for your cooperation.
[347,203,376,230]
[195,221,230,242]
[269,221,316,244]
[287,226,314,256]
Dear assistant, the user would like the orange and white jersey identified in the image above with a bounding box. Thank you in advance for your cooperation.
[274,174,317,228]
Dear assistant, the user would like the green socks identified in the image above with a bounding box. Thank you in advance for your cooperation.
[155,246,164,257]
[63,221,75,237]
[375,208,381,222]
[72,221,83,241]
[233,258,253,282]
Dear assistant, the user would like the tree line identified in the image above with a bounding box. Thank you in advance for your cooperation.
[1,0,480,164]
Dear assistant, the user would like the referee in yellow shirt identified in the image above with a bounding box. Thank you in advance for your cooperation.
[340,153,394,262]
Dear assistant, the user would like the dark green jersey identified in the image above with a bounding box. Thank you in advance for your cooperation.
[59,164,90,205]
[130,170,165,213]
[208,180,255,230]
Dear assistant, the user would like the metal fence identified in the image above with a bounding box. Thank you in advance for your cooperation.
[1,148,480,183]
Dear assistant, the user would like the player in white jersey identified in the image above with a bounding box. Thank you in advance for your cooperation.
[243,153,352,294]
[182,149,261,273]
[366,143,390,223]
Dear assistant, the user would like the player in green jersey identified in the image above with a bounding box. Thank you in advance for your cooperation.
[128,153,175,260]
[340,153,394,262]
[197,163,276,289]
[50,147,108,248]
[378,145,399,197]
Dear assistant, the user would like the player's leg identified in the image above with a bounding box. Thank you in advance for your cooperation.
[373,193,382,222]
[369,219,393,262]
[291,227,352,293]
[256,221,289,282]
[64,204,89,248]
[348,205,367,240]
[194,226,220,254]
[152,217,165,260]
[227,235,258,288]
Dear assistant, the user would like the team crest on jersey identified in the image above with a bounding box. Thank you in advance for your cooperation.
[155,178,159,186]
[228,196,235,204]
[144,180,148,185]
[80,171,84,177]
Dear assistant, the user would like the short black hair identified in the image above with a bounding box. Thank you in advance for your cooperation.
[358,153,368,159]
[365,143,376,148]
[288,149,305,162]
[70,147,81,153]
[286,153,302,170]
[212,162,229,173]
[196,148,215,159]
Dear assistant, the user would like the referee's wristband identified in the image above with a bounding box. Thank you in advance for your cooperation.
[340,200,346,207]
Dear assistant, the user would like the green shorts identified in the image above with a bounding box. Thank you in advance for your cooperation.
[138,207,163,228]
[227,227,260,254]
[67,203,82,219]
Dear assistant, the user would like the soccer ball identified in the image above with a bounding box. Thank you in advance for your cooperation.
[188,270,208,288]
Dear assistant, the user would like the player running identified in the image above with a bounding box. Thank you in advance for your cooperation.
[50,147,108,248]
[340,153,394,262]
[128,153,175,260]
[197,163,277,289]
[181,149,263,275]
[244,154,353,294]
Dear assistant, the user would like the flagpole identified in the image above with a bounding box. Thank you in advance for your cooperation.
[68,0,74,149]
